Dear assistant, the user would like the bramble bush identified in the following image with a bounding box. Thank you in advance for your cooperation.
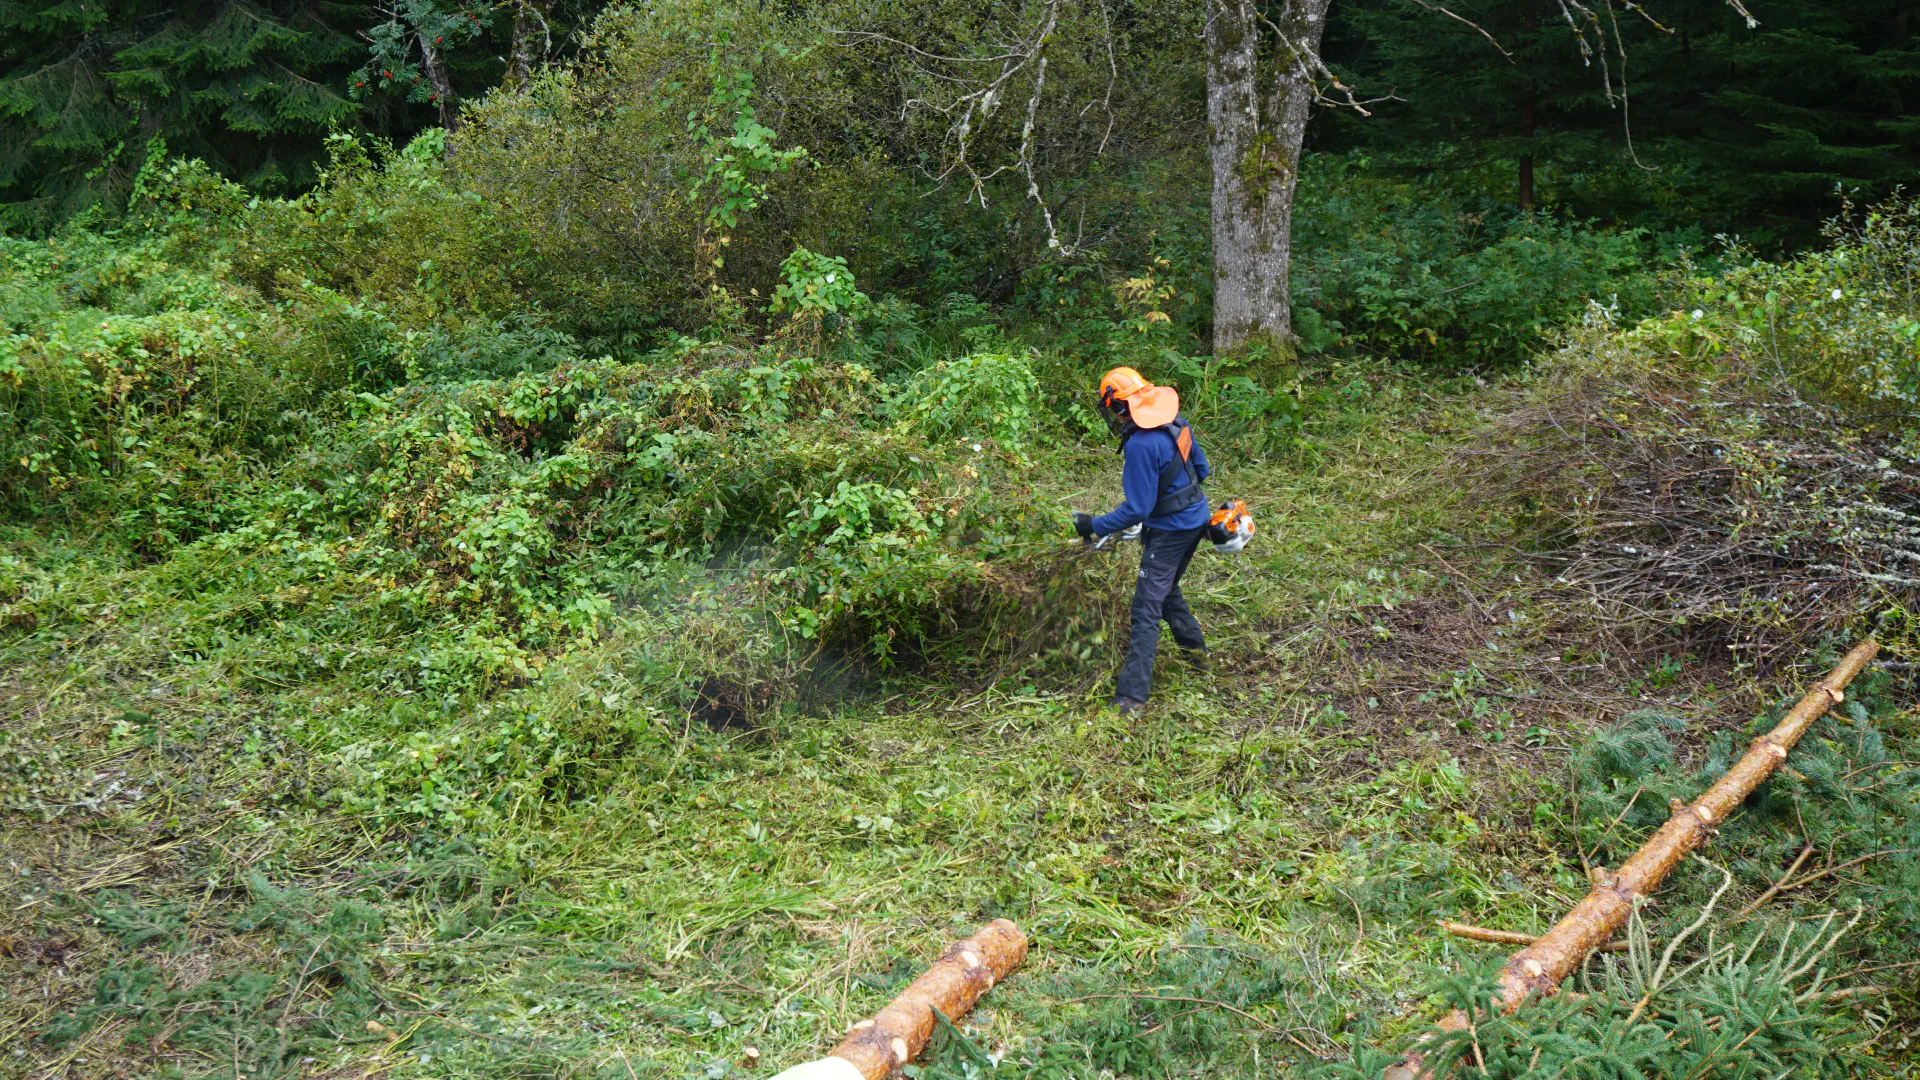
[0,157,1071,688]
[889,350,1040,453]
[0,182,1081,832]
[1634,194,1920,441]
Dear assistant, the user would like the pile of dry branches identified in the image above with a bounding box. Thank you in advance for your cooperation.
[1471,350,1920,664]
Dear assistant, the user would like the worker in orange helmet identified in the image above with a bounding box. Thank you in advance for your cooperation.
[1072,367,1210,715]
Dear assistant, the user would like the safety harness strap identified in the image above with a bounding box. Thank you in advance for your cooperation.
[1150,417,1204,519]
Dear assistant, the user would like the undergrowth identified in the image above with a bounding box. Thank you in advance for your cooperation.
[5,124,1920,1080]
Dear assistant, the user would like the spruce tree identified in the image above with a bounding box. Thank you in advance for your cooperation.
[0,0,364,228]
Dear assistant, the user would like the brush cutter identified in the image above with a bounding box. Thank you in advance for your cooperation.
[1072,505,1252,553]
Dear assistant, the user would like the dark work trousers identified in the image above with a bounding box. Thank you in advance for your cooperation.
[1113,525,1207,703]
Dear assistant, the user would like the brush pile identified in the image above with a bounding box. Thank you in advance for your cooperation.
[1473,201,1920,663]
[1473,343,1917,662]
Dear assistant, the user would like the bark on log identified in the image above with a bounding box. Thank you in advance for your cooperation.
[1386,639,1879,1080]
[770,920,1028,1080]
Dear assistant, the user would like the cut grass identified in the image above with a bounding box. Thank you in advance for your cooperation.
[1,364,1909,1080]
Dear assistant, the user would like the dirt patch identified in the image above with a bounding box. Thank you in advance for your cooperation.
[1241,576,1755,843]
[0,933,76,966]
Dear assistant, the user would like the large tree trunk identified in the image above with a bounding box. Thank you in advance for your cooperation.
[1206,0,1330,356]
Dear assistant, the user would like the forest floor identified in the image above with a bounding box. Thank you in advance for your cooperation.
[0,368,1871,1079]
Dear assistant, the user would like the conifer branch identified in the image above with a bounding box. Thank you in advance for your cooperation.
[1623,858,1733,1025]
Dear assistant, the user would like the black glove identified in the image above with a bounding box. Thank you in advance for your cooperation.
[1073,512,1095,542]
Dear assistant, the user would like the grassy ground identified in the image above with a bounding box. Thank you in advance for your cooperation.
[0,364,1902,1080]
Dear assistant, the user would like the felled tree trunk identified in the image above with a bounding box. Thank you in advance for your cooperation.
[770,920,1028,1080]
[1385,639,1880,1080]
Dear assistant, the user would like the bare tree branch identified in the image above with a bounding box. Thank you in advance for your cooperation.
[1257,11,1388,116]
[1595,0,1648,170]
[834,0,1096,255]
[1403,0,1512,59]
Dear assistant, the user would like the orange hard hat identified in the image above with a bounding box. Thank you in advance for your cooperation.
[1098,366,1179,428]
[1099,366,1150,406]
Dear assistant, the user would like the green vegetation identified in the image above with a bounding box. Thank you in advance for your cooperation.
[4,2,1920,1079]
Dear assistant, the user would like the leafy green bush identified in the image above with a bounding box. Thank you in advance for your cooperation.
[770,247,869,319]
[0,199,1069,687]
[452,0,826,346]
[890,350,1041,452]
[1637,194,1920,444]
[0,227,332,544]
[1292,155,1666,366]
[231,130,539,325]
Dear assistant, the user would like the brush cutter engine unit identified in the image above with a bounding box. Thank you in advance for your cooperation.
[1207,499,1255,553]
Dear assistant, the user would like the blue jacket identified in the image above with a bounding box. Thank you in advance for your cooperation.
[1091,423,1211,534]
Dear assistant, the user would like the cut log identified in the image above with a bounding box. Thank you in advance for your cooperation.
[1386,639,1879,1080]
[769,919,1028,1080]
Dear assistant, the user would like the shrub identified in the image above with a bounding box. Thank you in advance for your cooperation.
[1,232,1068,692]
[1643,194,1920,440]
[1291,155,1667,366]
[890,350,1042,452]
[0,226,298,542]
[451,0,829,346]
[231,131,538,326]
